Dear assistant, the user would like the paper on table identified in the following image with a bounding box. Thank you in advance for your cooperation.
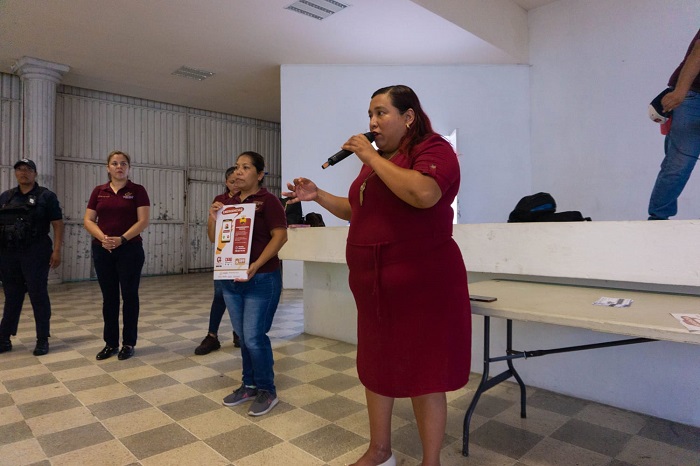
[671,313,700,333]
[593,297,633,308]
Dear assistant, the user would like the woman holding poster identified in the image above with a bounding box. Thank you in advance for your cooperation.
[208,151,287,417]
[284,85,471,466]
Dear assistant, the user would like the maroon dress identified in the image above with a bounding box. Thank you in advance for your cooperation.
[346,134,471,398]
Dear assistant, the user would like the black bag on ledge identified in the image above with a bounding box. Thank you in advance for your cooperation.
[304,212,325,227]
[280,197,304,225]
[508,192,591,223]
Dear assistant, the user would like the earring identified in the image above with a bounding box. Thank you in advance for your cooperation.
[406,123,410,129]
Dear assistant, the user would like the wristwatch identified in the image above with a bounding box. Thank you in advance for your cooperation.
[120,235,127,245]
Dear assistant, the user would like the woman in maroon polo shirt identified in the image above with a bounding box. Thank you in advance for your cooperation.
[84,150,150,361]
[211,151,288,417]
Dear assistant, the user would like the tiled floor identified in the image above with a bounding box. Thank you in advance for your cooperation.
[0,273,698,465]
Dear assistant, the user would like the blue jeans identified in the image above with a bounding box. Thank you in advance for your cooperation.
[220,270,281,394]
[648,90,700,219]
[92,242,145,347]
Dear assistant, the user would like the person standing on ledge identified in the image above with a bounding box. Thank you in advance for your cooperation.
[0,159,64,356]
[648,29,700,220]
[284,85,471,466]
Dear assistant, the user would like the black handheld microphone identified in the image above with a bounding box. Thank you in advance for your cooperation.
[321,132,375,169]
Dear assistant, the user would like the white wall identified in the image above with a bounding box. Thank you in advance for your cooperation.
[279,1,700,225]
[280,65,531,226]
[280,65,531,289]
[530,0,700,220]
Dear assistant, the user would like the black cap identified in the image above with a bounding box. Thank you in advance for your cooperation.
[14,159,37,171]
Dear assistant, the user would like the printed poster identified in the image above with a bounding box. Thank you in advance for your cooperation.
[213,203,255,280]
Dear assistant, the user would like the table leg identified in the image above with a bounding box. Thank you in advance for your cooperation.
[462,317,528,456]
[461,316,656,456]
[507,319,527,418]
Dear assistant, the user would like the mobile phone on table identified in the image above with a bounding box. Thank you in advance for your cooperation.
[470,295,497,303]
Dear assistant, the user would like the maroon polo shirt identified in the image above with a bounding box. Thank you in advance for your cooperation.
[212,192,232,204]
[87,181,150,244]
[223,187,287,273]
[668,29,700,92]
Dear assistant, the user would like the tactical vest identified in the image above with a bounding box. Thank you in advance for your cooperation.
[0,188,43,249]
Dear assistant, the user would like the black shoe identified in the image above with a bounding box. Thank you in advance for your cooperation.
[194,334,221,355]
[33,337,49,356]
[96,345,119,360]
[0,338,12,354]
[118,345,135,360]
[233,331,241,348]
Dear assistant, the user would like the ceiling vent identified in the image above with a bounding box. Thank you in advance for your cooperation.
[171,66,215,81]
[285,0,349,20]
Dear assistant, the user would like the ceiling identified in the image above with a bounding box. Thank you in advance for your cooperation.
[0,0,557,123]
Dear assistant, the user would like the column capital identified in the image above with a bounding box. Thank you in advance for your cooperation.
[13,56,70,83]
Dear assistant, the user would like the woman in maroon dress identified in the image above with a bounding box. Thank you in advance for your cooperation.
[285,85,471,466]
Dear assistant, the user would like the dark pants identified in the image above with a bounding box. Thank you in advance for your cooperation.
[0,238,53,339]
[208,280,228,334]
[92,242,145,347]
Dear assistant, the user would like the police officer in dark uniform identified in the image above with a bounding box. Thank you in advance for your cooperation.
[0,159,64,356]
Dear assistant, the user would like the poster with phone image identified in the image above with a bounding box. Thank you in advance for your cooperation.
[214,203,256,280]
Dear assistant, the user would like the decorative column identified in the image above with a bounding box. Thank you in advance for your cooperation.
[13,56,69,190]
[14,57,69,285]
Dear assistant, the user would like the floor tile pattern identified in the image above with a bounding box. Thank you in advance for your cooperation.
[0,273,697,465]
